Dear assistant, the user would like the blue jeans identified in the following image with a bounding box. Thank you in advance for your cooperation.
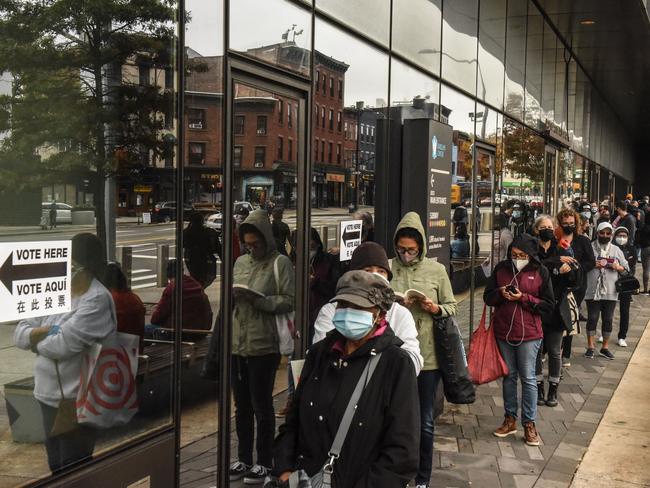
[416,369,442,485]
[497,339,542,425]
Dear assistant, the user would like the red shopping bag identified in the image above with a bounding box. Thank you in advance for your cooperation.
[467,306,509,385]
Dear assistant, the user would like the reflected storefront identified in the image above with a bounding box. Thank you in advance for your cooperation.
[0,0,639,487]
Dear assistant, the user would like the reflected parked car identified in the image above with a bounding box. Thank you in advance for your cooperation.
[41,202,73,224]
[151,201,193,223]
[205,201,254,235]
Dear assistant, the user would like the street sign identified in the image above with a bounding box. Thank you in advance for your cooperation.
[0,241,71,322]
[339,219,363,261]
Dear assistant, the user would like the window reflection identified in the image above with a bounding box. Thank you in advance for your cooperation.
[541,22,556,124]
[504,0,527,120]
[0,0,178,481]
[524,2,543,127]
[230,0,312,76]
[442,0,478,94]
[392,0,443,76]
[316,0,390,46]
[478,0,506,109]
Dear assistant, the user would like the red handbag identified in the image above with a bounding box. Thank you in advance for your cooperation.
[467,306,509,385]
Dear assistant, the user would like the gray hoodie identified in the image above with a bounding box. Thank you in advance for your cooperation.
[584,241,629,301]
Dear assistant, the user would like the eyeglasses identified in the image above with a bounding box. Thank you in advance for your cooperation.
[396,247,419,256]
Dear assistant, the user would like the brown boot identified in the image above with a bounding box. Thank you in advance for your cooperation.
[493,414,517,438]
[523,421,540,446]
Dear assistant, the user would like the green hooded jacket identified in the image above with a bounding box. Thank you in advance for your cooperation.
[232,210,295,357]
[390,212,458,370]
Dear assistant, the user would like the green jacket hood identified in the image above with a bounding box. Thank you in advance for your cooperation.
[239,209,276,258]
[393,211,426,263]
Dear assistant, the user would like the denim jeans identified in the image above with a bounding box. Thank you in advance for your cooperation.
[497,339,542,425]
[415,369,442,485]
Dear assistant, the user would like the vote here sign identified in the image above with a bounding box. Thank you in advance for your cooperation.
[0,241,71,322]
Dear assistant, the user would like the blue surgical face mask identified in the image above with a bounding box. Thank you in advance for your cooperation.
[332,308,376,340]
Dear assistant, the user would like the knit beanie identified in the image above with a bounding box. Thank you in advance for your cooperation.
[349,242,393,281]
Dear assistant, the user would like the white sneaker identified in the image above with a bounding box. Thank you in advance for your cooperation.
[617,338,628,347]
[597,336,603,343]
[416,485,428,488]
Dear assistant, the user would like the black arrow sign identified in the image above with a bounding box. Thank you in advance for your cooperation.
[342,227,362,243]
[0,252,67,294]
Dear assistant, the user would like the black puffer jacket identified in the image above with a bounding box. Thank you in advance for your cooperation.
[273,327,419,488]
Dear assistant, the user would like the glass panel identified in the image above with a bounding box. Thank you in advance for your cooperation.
[442,0,479,94]
[390,59,441,112]
[504,0,527,121]
[316,0,390,46]
[181,0,223,472]
[554,42,568,131]
[540,21,556,125]
[0,1,177,482]
[392,0,443,77]
[230,0,312,76]
[477,0,506,109]
[442,85,476,298]
[230,80,300,478]
[524,2,543,128]
[501,117,545,237]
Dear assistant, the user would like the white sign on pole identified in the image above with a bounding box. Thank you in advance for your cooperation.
[339,219,363,261]
[142,212,151,224]
[0,241,71,322]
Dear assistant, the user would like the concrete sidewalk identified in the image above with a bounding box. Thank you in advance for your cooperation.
[178,292,650,488]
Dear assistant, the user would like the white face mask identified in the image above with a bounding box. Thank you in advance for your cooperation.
[514,259,529,272]
[615,236,628,246]
[309,250,317,261]
[371,272,390,284]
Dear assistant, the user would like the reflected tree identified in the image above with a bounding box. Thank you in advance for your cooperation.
[502,112,544,183]
[0,0,175,246]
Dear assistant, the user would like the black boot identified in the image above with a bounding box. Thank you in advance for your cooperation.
[537,381,546,406]
[546,382,559,407]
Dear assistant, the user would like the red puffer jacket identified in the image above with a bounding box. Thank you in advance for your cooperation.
[483,260,555,343]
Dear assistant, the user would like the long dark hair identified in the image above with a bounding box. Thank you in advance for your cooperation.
[103,262,129,291]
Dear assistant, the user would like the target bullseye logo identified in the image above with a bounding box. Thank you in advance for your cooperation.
[78,346,138,421]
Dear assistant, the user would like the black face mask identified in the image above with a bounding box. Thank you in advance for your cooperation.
[539,229,554,242]
[561,225,576,235]
[597,236,611,245]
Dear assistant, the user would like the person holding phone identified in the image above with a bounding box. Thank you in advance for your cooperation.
[484,234,554,447]
[584,222,629,360]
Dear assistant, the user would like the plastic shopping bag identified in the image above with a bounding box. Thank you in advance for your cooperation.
[467,306,509,385]
[76,332,139,428]
[433,316,476,404]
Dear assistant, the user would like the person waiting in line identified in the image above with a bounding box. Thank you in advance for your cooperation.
[272,271,419,488]
[606,226,636,348]
[450,223,471,259]
[584,222,629,360]
[390,211,457,488]
[148,259,212,339]
[493,212,514,263]
[271,207,291,256]
[636,213,650,293]
[104,262,146,353]
[276,227,339,418]
[183,212,221,289]
[532,216,580,408]
[555,208,596,367]
[452,200,469,235]
[613,201,637,243]
[484,234,554,446]
[229,210,295,484]
[313,241,423,375]
[14,233,116,474]
[579,203,594,240]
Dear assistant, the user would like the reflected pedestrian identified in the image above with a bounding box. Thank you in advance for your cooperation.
[13,233,116,473]
[104,262,145,353]
[49,200,57,229]
[183,212,220,288]
[271,207,291,256]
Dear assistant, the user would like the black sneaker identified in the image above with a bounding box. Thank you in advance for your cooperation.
[584,348,595,359]
[599,348,615,360]
[229,461,251,481]
[243,464,270,485]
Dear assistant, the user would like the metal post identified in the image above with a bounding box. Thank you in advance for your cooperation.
[116,246,133,289]
[157,244,170,287]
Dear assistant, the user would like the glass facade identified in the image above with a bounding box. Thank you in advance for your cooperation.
[0,0,638,486]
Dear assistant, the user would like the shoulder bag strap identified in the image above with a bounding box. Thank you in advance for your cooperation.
[326,352,383,464]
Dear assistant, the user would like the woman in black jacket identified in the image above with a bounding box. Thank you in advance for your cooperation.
[272,271,419,488]
[532,216,580,407]
[613,226,637,347]
[556,208,596,366]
